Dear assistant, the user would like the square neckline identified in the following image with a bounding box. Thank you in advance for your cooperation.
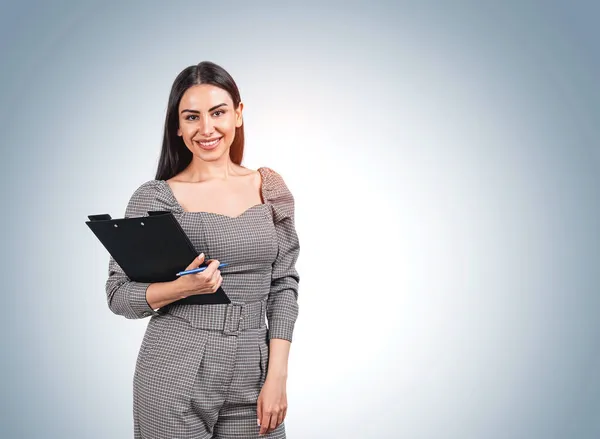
[160,167,268,219]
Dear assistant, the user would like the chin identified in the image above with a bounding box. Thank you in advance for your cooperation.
[195,147,229,159]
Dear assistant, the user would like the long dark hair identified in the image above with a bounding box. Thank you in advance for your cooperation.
[155,61,245,181]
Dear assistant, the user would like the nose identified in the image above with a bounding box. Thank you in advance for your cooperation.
[198,114,214,136]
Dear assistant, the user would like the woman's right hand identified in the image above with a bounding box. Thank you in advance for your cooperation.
[175,253,223,297]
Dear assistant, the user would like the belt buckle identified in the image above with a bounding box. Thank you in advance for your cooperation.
[223,302,244,336]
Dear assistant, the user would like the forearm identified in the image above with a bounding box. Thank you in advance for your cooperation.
[145,278,189,310]
[266,290,298,342]
[106,257,189,318]
[266,338,291,381]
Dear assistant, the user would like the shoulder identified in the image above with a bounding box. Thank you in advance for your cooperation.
[259,166,293,195]
[259,167,295,221]
[124,180,160,218]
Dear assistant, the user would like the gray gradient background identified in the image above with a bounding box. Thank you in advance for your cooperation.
[1,0,599,438]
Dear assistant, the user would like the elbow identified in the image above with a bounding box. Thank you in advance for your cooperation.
[106,286,132,319]
[105,282,138,319]
[106,280,156,320]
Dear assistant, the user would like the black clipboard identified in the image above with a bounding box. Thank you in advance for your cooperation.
[86,210,230,306]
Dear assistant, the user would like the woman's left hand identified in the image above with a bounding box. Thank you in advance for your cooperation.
[257,376,287,435]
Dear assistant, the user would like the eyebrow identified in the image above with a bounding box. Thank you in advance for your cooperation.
[180,103,228,114]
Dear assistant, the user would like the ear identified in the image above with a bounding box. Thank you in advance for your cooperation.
[235,102,244,128]
[177,127,182,136]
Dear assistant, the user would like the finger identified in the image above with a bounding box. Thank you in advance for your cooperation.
[211,273,222,292]
[277,408,285,429]
[202,259,220,277]
[260,412,271,436]
[269,410,278,432]
[256,398,262,429]
[198,271,219,295]
[207,269,221,288]
[185,253,205,270]
[215,274,223,291]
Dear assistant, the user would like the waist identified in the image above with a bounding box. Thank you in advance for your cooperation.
[159,299,267,336]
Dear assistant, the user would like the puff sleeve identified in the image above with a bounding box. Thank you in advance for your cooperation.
[105,181,162,319]
[263,169,300,342]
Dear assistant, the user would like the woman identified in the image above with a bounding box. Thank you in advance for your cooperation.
[105,61,300,439]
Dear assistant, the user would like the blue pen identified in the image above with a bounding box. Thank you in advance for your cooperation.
[176,263,228,277]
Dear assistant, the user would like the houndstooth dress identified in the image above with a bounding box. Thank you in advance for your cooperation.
[105,166,300,439]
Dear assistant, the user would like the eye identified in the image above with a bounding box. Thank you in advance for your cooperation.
[185,114,199,121]
[213,110,226,117]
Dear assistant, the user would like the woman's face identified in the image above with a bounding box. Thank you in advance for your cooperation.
[177,84,243,158]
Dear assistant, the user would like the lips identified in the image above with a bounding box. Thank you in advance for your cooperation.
[195,136,222,150]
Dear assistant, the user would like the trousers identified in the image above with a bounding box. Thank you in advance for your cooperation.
[133,299,286,438]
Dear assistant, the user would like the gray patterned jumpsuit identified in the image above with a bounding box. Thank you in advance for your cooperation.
[105,167,300,439]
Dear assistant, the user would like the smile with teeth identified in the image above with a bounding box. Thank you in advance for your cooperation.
[196,137,222,147]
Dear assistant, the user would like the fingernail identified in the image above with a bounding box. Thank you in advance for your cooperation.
[257,419,260,426]
[198,253,204,259]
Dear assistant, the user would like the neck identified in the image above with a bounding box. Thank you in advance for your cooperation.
[184,156,239,182]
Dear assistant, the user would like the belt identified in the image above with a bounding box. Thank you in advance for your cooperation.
[160,299,267,336]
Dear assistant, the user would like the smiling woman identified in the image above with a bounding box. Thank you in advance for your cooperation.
[105,61,300,439]
[156,62,245,178]
[177,85,242,153]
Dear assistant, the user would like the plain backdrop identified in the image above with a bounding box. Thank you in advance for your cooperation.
[1,1,599,438]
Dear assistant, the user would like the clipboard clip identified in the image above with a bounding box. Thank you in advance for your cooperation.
[87,214,112,221]
[87,211,170,221]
